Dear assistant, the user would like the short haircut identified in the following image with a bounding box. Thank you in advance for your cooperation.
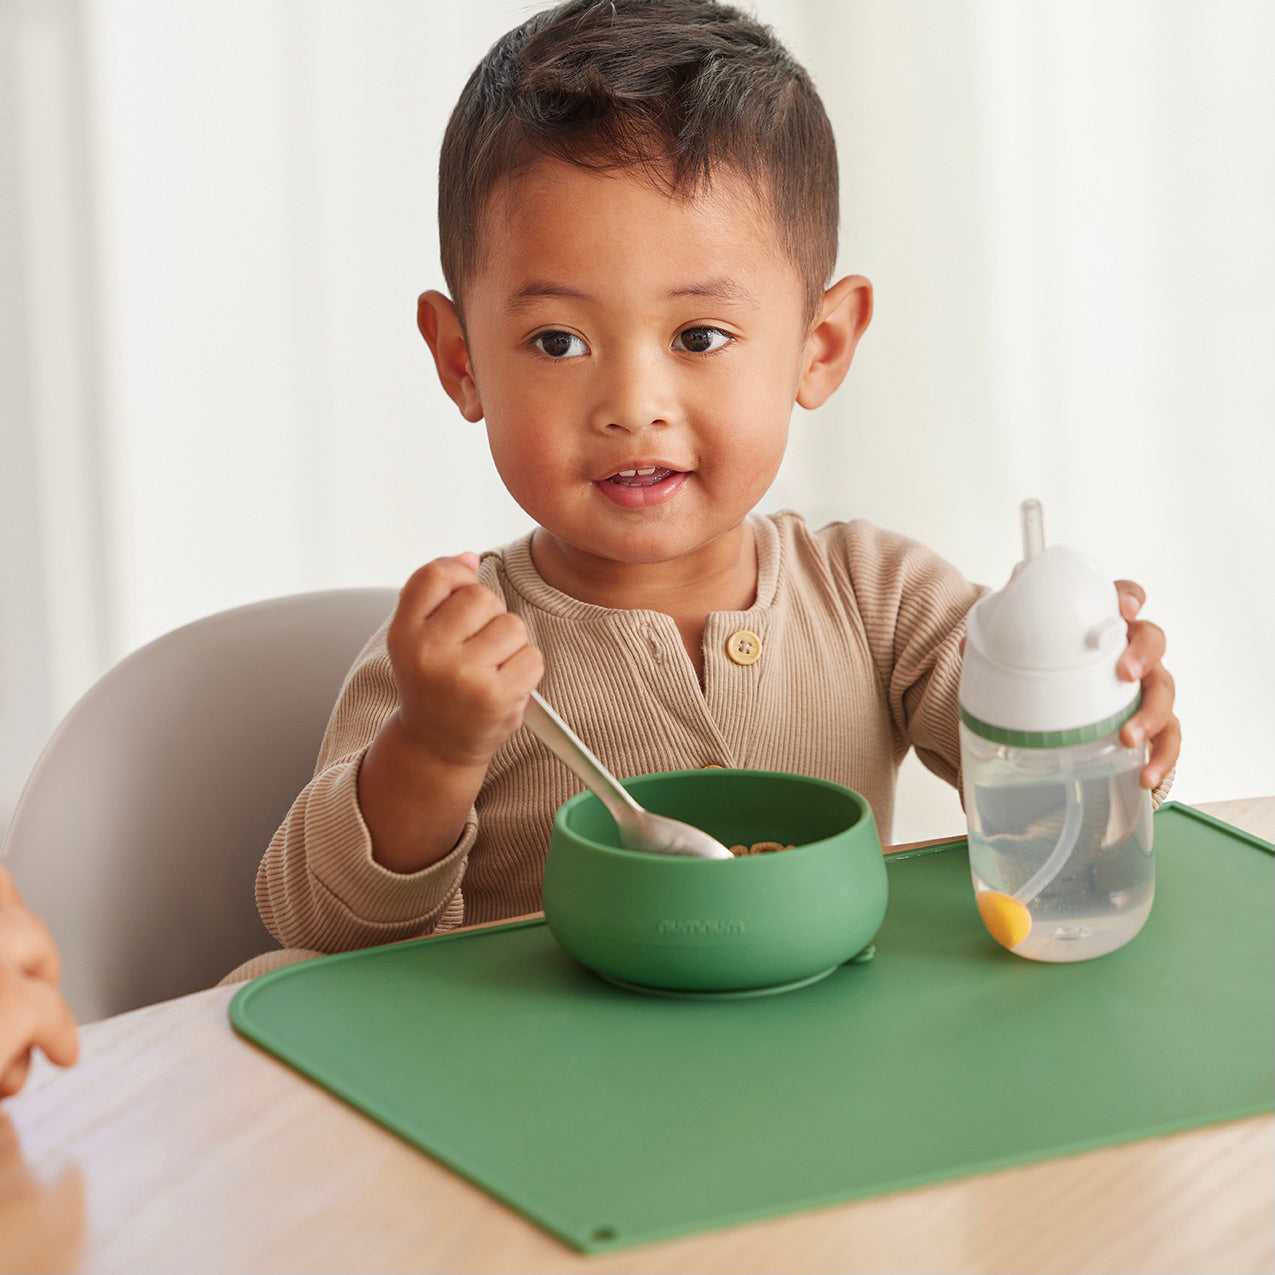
[438,0,839,322]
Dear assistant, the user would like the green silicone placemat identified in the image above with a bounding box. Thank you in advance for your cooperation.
[230,803,1273,1253]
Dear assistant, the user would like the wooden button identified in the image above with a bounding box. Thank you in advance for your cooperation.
[725,629,762,666]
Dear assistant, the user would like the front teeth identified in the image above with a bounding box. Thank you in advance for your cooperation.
[616,468,658,477]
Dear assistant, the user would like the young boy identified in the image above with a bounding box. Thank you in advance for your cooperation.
[255,0,1178,955]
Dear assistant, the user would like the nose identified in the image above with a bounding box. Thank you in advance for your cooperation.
[589,346,674,435]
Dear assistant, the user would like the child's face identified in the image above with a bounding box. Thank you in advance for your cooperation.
[426,158,852,585]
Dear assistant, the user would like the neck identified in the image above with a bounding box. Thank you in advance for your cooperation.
[530,522,758,614]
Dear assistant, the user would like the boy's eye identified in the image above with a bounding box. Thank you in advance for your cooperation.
[673,326,732,354]
[532,330,588,359]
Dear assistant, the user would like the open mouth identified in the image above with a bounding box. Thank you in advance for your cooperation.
[606,467,679,487]
[595,464,690,509]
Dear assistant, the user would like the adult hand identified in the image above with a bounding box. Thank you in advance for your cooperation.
[0,867,78,1098]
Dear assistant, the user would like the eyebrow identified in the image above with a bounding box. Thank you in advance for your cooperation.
[668,278,758,307]
[503,283,589,315]
[503,277,758,314]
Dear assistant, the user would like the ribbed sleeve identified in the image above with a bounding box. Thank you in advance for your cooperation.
[256,622,469,950]
[838,525,987,790]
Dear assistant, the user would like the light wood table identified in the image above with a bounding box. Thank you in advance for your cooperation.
[2,799,1271,1274]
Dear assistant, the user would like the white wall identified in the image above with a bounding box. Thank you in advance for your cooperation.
[3,0,1272,842]
[762,0,1275,833]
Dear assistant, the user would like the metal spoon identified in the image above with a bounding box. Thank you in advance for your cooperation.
[522,691,734,859]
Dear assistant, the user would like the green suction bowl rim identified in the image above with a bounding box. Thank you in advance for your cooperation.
[551,767,877,860]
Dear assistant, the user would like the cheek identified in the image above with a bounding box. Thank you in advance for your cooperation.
[478,376,552,459]
[742,427,790,489]
[484,403,570,508]
[704,371,796,460]
[485,419,540,480]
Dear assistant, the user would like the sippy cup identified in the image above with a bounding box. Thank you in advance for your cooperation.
[958,499,1154,961]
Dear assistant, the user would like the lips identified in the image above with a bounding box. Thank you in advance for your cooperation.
[607,466,678,487]
[594,463,691,508]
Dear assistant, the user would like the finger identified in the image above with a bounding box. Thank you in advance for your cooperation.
[1121,664,1176,748]
[442,619,543,712]
[1115,579,1145,622]
[418,581,508,649]
[389,564,497,668]
[0,1050,32,1099]
[1118,617,1166,683]
[446,642,545,735]
[0,974,80,1082]
[459,611,534,668]
[394,555,484,628]
[0,867,21,907]
[498,643,546,697]
[0,904,61,986]
[1141,714,1181,789]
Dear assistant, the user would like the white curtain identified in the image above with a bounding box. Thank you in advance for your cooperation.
[3,0,1271,839]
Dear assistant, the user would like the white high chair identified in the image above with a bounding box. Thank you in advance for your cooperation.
[1,588,397,1023]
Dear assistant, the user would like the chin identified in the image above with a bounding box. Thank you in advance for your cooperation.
[596,526,741,570]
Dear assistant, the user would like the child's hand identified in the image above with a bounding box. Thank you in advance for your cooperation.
[387,552,544,770]
[0,867,78,1098]
[359,552,545,873]
[1114,580,1180,790]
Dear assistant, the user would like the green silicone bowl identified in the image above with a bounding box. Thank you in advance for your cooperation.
[542,769,887,995]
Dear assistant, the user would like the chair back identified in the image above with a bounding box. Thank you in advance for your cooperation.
[1,588,396,1022]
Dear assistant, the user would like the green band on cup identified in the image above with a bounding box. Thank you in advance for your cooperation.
[959,693,1141,749]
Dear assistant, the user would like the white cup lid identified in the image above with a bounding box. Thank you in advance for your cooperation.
[959,507,1138,744]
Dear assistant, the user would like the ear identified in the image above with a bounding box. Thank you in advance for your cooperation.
[796,275,873,410]
[417,290,483,422]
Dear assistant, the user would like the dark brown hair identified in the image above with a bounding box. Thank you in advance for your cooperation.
[437,0,839,321]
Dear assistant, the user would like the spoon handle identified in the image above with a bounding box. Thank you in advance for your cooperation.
[522,691,644,826]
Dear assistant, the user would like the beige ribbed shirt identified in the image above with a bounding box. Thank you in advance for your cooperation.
[256,512,984,953]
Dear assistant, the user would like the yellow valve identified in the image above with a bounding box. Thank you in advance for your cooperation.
[976,890,1033,951]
